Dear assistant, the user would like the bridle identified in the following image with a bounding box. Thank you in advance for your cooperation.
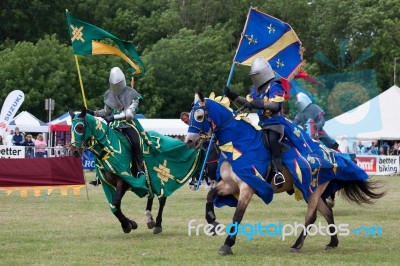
[190,99,238,140]
[71,116,88,150]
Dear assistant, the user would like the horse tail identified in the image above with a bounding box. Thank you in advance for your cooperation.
[338,179,386,205]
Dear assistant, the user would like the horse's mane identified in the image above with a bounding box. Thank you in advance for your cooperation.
[205,94,261,131]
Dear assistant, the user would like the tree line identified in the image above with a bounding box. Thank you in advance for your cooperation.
[1,0,399,121]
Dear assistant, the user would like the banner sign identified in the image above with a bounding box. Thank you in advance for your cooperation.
[0,145,25,158]
[377,156,399,175]
[355,155,399,175]
[82,150,95,171]
[0,90,25,137]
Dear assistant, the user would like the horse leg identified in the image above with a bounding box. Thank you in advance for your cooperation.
[112,178,138,233]
[205,187,219,226]
[153,197,167,234]
[317,198,339,250]
[290,183,329,252]
[207,162,218,188]
[145,197,156,229]
[219,184,255,256]
[205,181,235,233]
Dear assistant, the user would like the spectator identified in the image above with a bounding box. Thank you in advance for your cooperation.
[180,112,190,125]
[390,142,399,155]
[54,140,64,157]
[355,140,366,154]
[12,127,24,146]
[34,134,47,158]
[4,129,14,146]
[379,145,389,156]
[368,141,379,155]
[24,134,35,158]
[380,142,390,156]
[64,141,71,156]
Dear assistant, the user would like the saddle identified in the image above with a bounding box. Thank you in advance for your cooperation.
[260,124,290,153]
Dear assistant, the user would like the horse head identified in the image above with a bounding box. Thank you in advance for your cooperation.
[185,92,212,149]
[69,108,96,155]
[186,92,237,150]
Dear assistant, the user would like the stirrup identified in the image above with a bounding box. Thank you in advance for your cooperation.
[136,171,145,178]
[274,172,285,186]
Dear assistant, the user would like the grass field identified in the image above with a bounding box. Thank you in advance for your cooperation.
[1,173,399,266]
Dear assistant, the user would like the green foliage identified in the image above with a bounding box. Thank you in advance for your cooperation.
[138,25,234,118]
[0,35,79,120]
[0,0,399,118]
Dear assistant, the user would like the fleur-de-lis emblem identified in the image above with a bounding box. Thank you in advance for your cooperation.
[244,34,258,45]
[70,25,85,43]
[267,23,275,34]
[293,127,301,137]
[276,58,285,68]
[307,155,316,164]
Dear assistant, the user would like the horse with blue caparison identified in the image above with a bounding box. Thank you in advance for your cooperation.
[70,109,205,234]
[185,92,385,255]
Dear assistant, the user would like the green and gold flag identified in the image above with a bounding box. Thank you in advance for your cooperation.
[65,12,145,76]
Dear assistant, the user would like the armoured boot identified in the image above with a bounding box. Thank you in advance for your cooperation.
[132,152,145,178]
[273,157,285,188]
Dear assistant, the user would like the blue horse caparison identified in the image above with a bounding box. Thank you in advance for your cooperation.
[186,93,384,255]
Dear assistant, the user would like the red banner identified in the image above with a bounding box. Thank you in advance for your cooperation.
[0,157,84,187]
[0,157,85,197]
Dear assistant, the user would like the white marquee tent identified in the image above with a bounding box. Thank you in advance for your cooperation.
[325,85,400,141]
[50,112,189,136]
[8,111,48,133]
[138,119,188,136]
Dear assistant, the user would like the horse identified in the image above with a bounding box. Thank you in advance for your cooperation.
[185,93,385,255]
[70,109,204,234]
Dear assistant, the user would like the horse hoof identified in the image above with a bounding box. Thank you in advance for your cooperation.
[324,245,337,251]
[147,220,156,229]
[122,222,132,234]
[218,245,233,256]
[153,227,162,234]
[130,220,138,230]
[145,211,155,229]
[290,247,300,253]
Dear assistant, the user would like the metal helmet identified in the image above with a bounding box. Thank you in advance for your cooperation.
[109,67,127,95]
[249,58,275,89]
[295,92,312,112]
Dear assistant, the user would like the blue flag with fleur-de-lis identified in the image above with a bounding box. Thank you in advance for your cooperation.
[233,8,303,79]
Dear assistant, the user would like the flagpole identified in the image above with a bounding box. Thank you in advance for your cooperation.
[195,133,215,190]
[74,55,87,108]
[66,9,89,201]
[195,62,236,190]
[226,63,236,87]
[65,9,87,108]
[195,7,251,190]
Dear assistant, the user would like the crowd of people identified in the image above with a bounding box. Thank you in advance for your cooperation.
[350,140,400,156]
[0,127,71,158]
